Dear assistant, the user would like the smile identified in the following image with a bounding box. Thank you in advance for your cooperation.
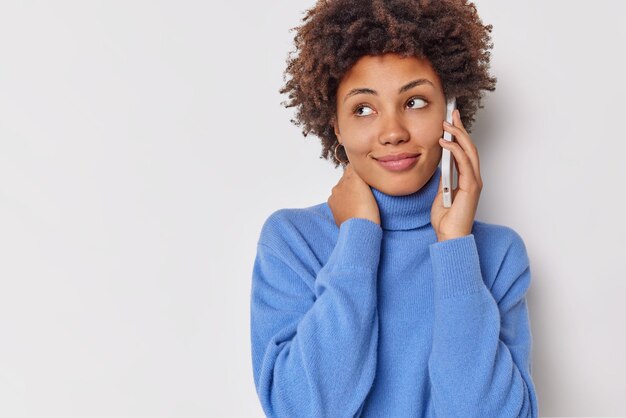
[376,155,419,172]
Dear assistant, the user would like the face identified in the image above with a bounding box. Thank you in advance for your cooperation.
[333,53,447,196]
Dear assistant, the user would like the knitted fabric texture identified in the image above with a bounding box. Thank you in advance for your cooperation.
[250,166,538,417]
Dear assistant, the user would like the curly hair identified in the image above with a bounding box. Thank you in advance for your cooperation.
[279,0,497,168]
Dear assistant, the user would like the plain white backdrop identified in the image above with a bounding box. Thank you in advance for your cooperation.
[1,1,625,417]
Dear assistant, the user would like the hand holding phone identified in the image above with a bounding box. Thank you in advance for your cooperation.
[433,98,483,241]
[441,97,457,208]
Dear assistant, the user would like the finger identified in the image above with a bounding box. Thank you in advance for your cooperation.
[453,109,480,184]
[444,114,477,168]
[452,109,469,134]
[443,113,481,186]
[343,162,352,176]
[439,138,478,190]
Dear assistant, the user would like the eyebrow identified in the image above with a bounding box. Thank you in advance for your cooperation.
[343,78,435,103]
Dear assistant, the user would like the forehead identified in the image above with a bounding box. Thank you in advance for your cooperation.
[338,53,442,92]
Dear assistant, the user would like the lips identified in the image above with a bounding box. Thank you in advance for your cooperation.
[375,152,420,162]
[375,154,420,172]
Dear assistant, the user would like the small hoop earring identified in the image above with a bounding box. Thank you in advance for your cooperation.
[333,142,349,165]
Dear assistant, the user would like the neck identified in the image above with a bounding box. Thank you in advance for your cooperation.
[370,166,441,231]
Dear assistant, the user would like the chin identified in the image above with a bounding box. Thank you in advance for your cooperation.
[368,176,422,196]
[368,162,437,196]
[379,183,422,196]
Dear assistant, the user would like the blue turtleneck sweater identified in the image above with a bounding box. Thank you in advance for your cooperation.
[250,166,538,417]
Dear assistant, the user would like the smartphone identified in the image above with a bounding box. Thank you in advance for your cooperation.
[441,97,457,208]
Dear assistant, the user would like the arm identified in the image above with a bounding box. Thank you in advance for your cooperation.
[426,232,539,417]
[250,217,383,418]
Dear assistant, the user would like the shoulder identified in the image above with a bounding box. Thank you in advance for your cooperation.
[471,220,531,293]
[472,220,528,255]
[257,202,336,253]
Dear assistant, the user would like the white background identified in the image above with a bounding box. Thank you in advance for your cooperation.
[1,1,625,417]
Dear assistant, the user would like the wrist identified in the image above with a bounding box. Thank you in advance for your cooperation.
[437,233,470,242]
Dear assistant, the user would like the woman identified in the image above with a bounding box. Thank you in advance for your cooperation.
[250,0,538,416]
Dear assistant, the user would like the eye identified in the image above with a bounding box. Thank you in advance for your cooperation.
[353,105,374,117]
[407,96,428,109]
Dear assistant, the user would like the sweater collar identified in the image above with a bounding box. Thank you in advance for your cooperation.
[370,166,440,231]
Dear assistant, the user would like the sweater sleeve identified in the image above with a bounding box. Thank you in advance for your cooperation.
[250,217,383,418]
[427,232,539,417]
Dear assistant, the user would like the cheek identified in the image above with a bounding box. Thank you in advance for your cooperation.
[409,120,444,144]
[341,124,376,152]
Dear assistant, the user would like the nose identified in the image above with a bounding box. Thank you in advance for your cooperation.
[378,113,410,145]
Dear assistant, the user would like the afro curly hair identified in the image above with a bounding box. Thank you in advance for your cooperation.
[279,0,497,168]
